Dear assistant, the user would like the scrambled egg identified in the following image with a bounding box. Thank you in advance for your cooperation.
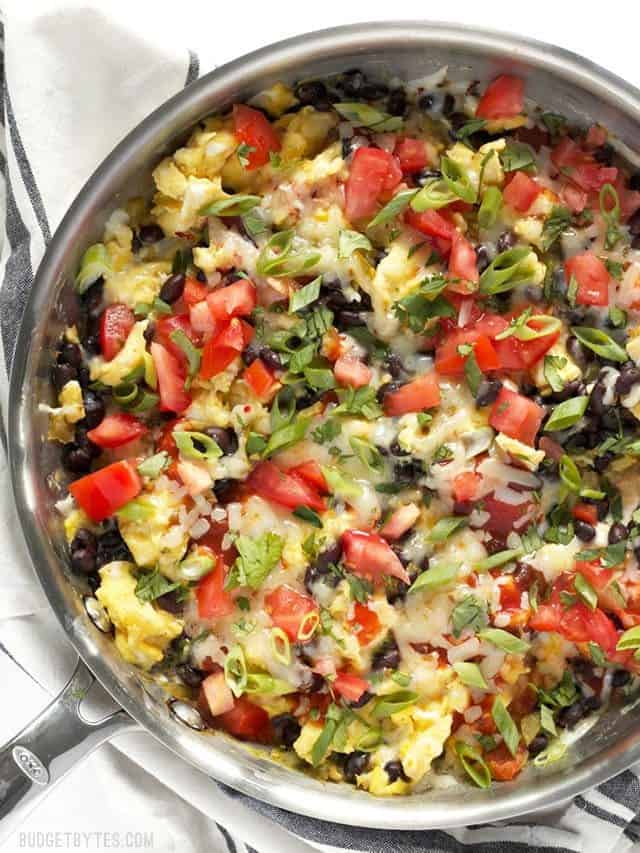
[90,320,148,387]
[96,561,183,669]
[46,380,85,443]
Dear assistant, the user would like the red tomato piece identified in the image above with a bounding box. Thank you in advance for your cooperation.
[382,154,403,192]
[383,372,441,416]
[489,387,544,446]
[435,331,499,376]
[531,595,619,654]
[287,460,329,494]
[199,318,254,380]
[341,530,410,584]
[86,413,147,449]
[216,696,271,742]
[570,164,618,193]
[380,504,421,541]
[453,471,482,503]
[561,184,588,214]
[394,137,428,174]
[183,277,209,307]
[405,208,456,241]
[503,171,541,213]
[565,253,610,307]
[99,304,134,362]
[333,356,372,388]
[196,555,235,619]
[482,493,534,538]
[348,603,381,646]
[69,461,141,523]
[243,358,276,399]
[551,137,587,170]
[265,585,319,642]
[332,672,369,702]
[206,280,257,323]
[476,75,524,120]
[246,461,326,512]
[155,314,199,364]
[492,320,560,370]
[585,124,608,150]
[572,503,599,525]
[345,147,397,221]
[448,232,479,288]
[485,743,526,781]
[150,342,191,414]
[233,104,280,170]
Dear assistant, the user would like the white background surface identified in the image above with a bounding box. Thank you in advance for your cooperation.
[3,1,640,851]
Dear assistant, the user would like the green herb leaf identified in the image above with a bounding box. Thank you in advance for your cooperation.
[599,183,622,250]
[500,141,536,173]
[544,355,567,393]
[541,112,567,137]
[409,562,459,594]
[544,396,589,431]
[440,155,477,203]
[135,570,183,603]
[455,118,487,141]
[570,326,627,363]
[312,418,341,444]
[262,416,310,458]
[293,506,323,528]
[226,533,284,591]
[368,189,418,229]
[540,704,557,736]
[334,386,382,420]
[349,436,384,473]
[241,207,269,240]
[559,454,582,493]
[256,229,320,277]
[478,186,503,228]
[464,348,483,396]
[410,178,458,211]
[289,276,322,313]
[588,641,608,667]
[320,466,362,500]
[542,206,572,251]
[609,305,627,328]
[617,625,640,651]
[393,286,454,334]
[428,516,468,543]
[452,661,488,689]
[479,628,530,654]
[492,697,520,757]
[199,194,261,217]
[537,671,578,708]
[475,548,523,572]
[479,246,533,295]
[338,229,373,259]
[236,143,256,167]
[574,572,598,610]
[334,102,402,131]
[451,595,487,637]
[169,329,201,376]
[372,690,419,718]
[455,741,491,788]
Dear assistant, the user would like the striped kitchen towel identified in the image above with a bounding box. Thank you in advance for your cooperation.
[0,4,639,851]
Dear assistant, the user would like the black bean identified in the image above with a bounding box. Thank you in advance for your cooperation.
[362,82,390,100]
[594,452,613,474]
[588,380,607,416]
[52,362,78,391]
[205,427,238,456]
[69,528,98,575]
[176,664,205,688]
[82,390,105,429]
[82,281,104,319]
[475,379,502,407]
[377,381,402,404]
[96,522,132,567]
[349,690,373,709]
[418,93,434,111]
[629,172,640,192]
[389,440,408,457]
[295,80,329,108]
[343,750,370,783]
[442,93,456,116]
[58,342,83,368]
[557,700,587,729]
[567,337,590,369]
[616,362,640,396]
[453,499,474,516]
[612,669,631,688]
[496,231,516,253]
[593,144,614,166]
[212,478,235,502]
[549,379,585,403]
[61,444,93,474]
[475,245,491,274]
[385,577,410,605]
[574,520,596,542]
[156,590,183,614]
[582,694,602,713]
[528,732,549,756]
[414,168,442,187]
[296,389,323,410]
[372,635,400,671]
[271,713,301,747]
[394,457,424,482]
[335,311,367,330]
[339,69,366,97]
[384,759,410,783]
[524,285,544,303]
[159,273,186,304]
[608,522,628,544]
[138,224,165,244]
[628,210,640,238]
[387,88,407,117]
[241,340,281,370]
[304,543,342,592]
[299,671,325,694]
[384,353,406,379]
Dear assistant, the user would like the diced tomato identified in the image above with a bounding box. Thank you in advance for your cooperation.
[572,503,599,525]
[565,252,610,307]
[265,585,318,642]
[453,471,482,503]
[206,280,257,323]
[345,147,400,220]
[448,232,479,289]
[435,331,500,375]
[485,743,526,781]
[383,372,441,416]
[199,318,254,380]
[232,104,280,170]
[474,312,510,337]
[531,596,619,654]
[585,124,608,150]
[183,277,209,307]
[571,164,618,193]
[551,137,587,170]
[489,387,544,446]
[216,696,271,741]
[243,358,276,399]
[499,576,522,611]
[99,304,134,361]
[394,137,428,174]
[503,171,541,213]
[322,327,343,363]
[348,603,381,646]
[196,555,235,619]
[342,529,410,584]
[476,75,524,120]
[150,342,191,413]
[189,300,216,336]
[616,176,640,222]
[333,356,372,388]
[482,493,534,538]
[246,461,326,512]
[332,672,369,702]
[405,208,456,241]
[561,184,588,214]
[287,460,329,494]
[69,460,141,523]
[86,413,147,449]
[155,314,199,364]
[495,321,560,371]
[380,504,421,541]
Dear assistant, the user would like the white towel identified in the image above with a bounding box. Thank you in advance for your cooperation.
[0,3,639,852]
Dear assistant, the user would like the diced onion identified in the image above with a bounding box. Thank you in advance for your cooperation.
[464,705,483,724]
[447,637,480,664]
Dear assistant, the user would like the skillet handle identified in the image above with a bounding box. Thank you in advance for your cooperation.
[0,658,136,844]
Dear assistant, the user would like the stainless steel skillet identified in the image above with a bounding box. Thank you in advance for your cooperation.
[4,19,640,838]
